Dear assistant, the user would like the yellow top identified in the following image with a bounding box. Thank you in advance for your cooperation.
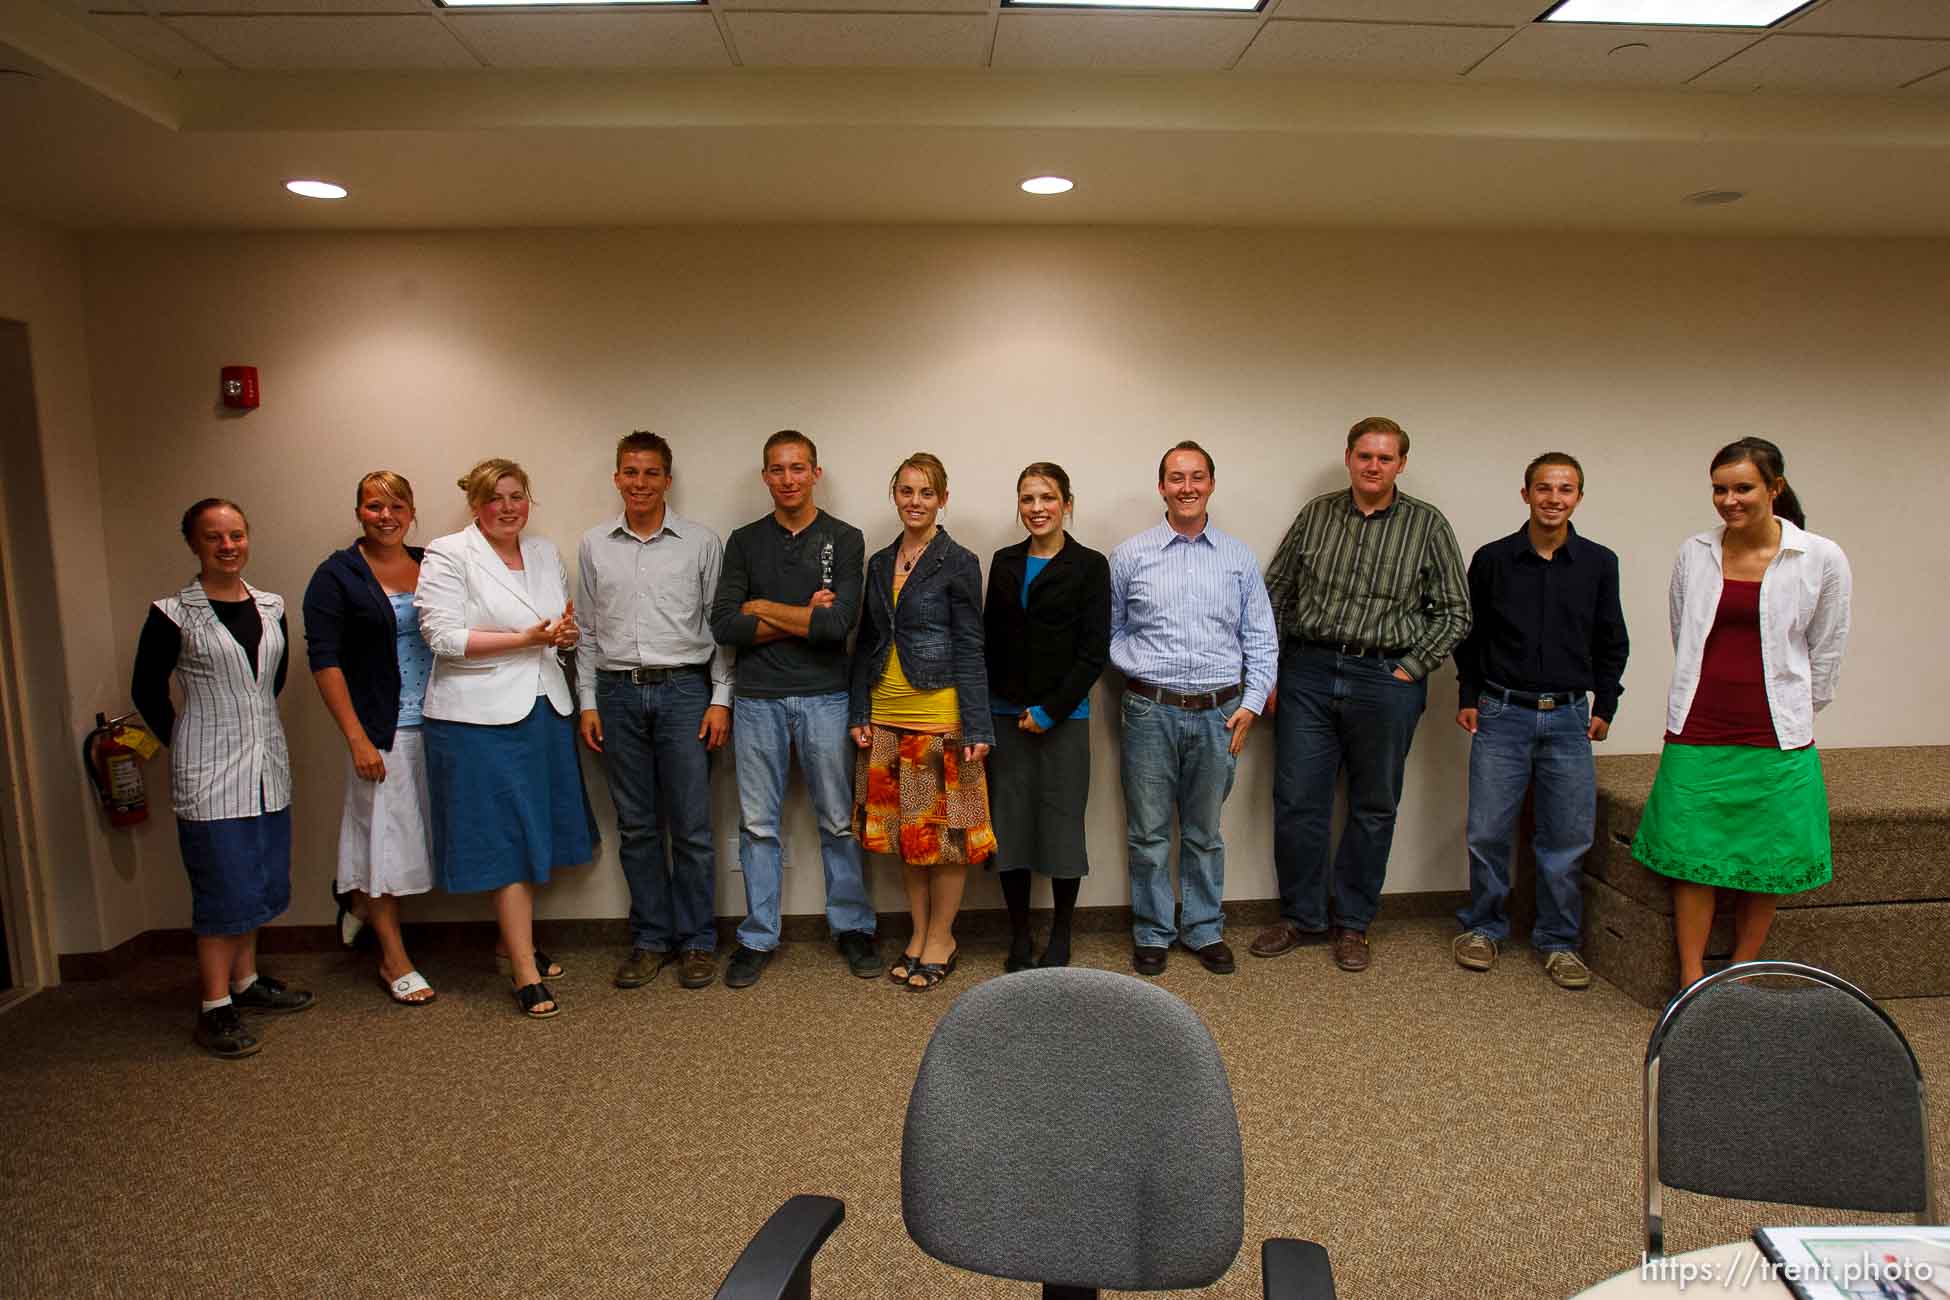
[870,567,959,733]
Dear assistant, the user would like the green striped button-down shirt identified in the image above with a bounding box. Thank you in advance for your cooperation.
[1262,488,1472,681]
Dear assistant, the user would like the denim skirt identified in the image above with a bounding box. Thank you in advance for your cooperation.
[177,806,292,936]
[424,698,596,893]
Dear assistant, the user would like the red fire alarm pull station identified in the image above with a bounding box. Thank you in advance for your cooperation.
[221,365,259,410]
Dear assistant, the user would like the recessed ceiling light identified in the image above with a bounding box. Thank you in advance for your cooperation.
[1685,190,1745,206]
[1020,176,1075,196]
[1540,1,1811,27]
[1004,0,1263,10]
[286,180,348,200]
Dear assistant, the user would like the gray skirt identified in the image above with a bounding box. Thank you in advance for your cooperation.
[988,715,1090,877]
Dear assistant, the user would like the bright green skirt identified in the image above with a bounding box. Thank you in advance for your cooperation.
[1632,743,1832,894]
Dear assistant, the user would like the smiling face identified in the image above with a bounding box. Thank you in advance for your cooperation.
[1712,458,1780,532]
[188,505,249,580]
[1157,449,1214,530]
[893,465,944,534]
[762,439,821,515]
[356,482,414,550]
[1345,432,1406,507]
[614,449,670,523]
[1522,465,1583,533]
[1018,474,1067,542]
[473,475,530,544]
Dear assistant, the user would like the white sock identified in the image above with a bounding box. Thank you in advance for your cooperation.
[201,995,233,1013]
[230,973,258,995]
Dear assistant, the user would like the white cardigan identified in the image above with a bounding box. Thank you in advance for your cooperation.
[1664,519,1851,750]
[416,524,575,725]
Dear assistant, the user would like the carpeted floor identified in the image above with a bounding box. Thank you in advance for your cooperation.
[3,917,1943,1299]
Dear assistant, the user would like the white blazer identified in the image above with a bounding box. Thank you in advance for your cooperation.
[416,524,575,725]
[1664,519,1851,750]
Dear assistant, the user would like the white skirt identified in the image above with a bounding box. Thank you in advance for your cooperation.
[335,725,435,898]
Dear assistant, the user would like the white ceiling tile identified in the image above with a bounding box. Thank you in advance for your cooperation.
[157,0,426,12]
[447,14,731,68]
[1269,0,1540,20]
[1235,20,1511,78]
[724,14,992,67]
[1905,63,1950,91]
[993,14,1258,70]
[1786,0,1950,39]
[721,0,984,11]
[160,17,479,70]
[1468,22,1756,84]
[1692,32,1950,89]
[82,15,229,72]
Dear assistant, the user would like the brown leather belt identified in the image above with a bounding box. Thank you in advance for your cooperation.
[1125,680,1242,711]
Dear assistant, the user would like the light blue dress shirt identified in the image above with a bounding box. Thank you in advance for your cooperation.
[1109,518,1278,711]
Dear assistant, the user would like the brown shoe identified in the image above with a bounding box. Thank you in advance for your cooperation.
[1331,927,1371,973]
[1188,940,1236,975]
[614,948,671,989]
[1249,919,1314,958]
[676,950,717,990]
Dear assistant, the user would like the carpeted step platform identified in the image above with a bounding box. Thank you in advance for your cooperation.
[1582,746,1950,1008]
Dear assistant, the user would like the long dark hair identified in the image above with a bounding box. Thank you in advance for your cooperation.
[1710,437,1805,529]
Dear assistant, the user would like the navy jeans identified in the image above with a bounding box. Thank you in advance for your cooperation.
[1272,644,1427,933]
[1455,690,1595,952]
[1120,690,1236,950]
[595,669,717,953]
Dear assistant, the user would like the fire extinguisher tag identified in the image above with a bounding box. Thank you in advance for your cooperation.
[113,723,162,760]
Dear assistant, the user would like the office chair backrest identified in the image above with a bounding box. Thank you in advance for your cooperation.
[1644,961,1935,1254]
[902,968,1245,1292]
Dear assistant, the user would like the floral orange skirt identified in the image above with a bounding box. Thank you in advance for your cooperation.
[853,725,997,866]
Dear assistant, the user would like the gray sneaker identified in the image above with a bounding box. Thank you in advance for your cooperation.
[1544,950,1592,990]
[1453,930,1498,972]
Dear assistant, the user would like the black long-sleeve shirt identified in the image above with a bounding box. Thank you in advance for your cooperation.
[131,599,289,744]
[1453,523,1629,721]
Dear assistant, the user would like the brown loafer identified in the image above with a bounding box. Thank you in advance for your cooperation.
[1188,940,1236,975]
[1249,919,1314,958]
[614,947,671,989]
[1331,927,1371,973]
[677,950,717,989]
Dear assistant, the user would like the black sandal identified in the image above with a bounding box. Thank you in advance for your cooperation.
[906,949,960,993]
[512,981,559,1019]
[889,948,923,984]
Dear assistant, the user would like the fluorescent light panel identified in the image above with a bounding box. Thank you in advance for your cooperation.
[1003,0,1264,12]
[436,0,703,8]
[1540,0,1809,26]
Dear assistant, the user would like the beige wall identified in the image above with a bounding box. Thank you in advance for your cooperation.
[65,226,1950,944]
[0,222,128,968]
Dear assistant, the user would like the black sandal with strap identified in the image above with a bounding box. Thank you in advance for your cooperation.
[511,981,560,1019]
[905,949,960,993]
[889,948,923,984]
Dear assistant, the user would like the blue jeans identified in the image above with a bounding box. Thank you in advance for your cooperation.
[732,691,874,951]
[1120,691,1236,950]
[1455,689,1595,952]
[1272,645,1427,933]
[595,669,717,953]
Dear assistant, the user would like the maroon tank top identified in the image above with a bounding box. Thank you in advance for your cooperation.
[1667,578,1778,747]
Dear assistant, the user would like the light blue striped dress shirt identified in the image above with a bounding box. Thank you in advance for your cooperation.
[1109,518,1279,711]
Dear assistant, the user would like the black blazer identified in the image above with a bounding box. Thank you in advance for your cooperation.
[983,534,1110,728]
[302,541,425,751]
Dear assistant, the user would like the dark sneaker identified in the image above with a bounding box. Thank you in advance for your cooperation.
[1331,927,1371,973]
[614,947,671,989]
[194,1005,260,1059]
[1133,946,1168,977]
[1188,940,1237,975]
[232,974,314,1014]
[724,945,773,990]
[835,930,884,979]
[677,950,717,990]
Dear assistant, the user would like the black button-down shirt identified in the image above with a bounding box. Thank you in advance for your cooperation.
[1453,522,1630,720]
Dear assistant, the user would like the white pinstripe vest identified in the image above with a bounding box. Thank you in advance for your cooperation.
[154,581,292,820]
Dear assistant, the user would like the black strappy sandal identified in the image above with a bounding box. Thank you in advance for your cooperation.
[906,948,960,993]
[511,981,560,1019]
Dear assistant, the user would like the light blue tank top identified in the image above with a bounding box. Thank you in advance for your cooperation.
[391,593,433,727]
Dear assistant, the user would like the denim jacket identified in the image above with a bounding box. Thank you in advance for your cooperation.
[848,528,994,744]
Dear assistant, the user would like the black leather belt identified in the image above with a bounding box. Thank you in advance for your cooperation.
[601,663,710,685]
[1297,639,1406,660]
[1484,682,1580,712]
[1126,680,1242,711]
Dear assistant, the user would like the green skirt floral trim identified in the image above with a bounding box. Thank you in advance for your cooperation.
[1632,742,1833,895]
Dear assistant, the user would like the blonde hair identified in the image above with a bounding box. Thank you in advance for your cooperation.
[456,458,534,509]
[356,470,416,512]
[889,452,948,497]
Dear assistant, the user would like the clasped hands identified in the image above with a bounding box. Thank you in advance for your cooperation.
[524,599,579,651]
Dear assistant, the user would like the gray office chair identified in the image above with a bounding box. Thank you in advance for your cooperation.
[714,967,1334,1299]
[1643,960,1937,1257]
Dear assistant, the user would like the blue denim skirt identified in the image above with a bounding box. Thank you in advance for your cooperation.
[177,806,292,936]
[424,699,596,894]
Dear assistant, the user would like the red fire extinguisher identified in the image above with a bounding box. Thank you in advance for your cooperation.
[84,711,154,828]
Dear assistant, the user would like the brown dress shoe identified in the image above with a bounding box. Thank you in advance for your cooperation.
[614,948,670,989]
[1188,940,1237,975]
[1249,919,1310,958]
[1331,927,1371,973]
[677,950,717,989]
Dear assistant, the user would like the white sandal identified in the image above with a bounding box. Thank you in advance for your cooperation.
[381,970,436,1006]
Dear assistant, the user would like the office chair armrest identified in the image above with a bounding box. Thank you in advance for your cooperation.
[1263,1237,1337,1300]
[712,1195,846,1300]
